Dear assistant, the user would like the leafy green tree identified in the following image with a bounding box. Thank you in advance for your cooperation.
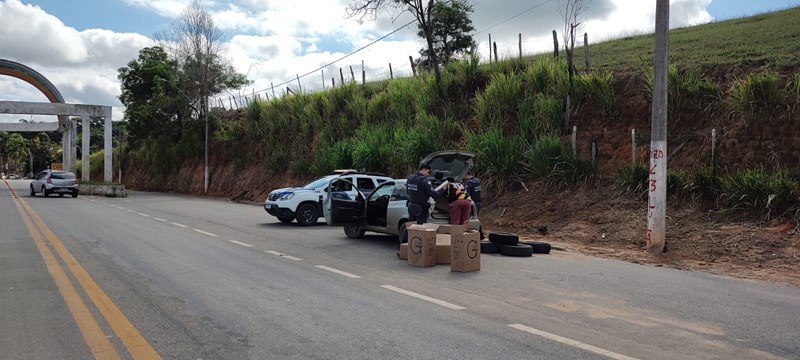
[415,0,476,70]
[2,133,30,175]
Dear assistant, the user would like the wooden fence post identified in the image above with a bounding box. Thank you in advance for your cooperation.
[349,66,355,82]
[332,77,335,88]
[389,63,394,79]
[488,34,492,62]
[321,70,325,90]
[409,56,416,76]
[493,42,498,63]
[362,60,365,85]
[339,68,344,84]
[552,30,559,59]
[711,128,717,167]
[572,126,577,155]
[631,129,637,164]
[296,74,301,93]
[591,138,597,164]
[519,33,523,60]
[271,82,275,98]
[584,32,591,71]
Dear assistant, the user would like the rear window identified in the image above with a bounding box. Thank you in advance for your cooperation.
[51,172,76,180]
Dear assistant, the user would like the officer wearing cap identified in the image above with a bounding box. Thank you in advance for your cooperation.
[405,163,443,227]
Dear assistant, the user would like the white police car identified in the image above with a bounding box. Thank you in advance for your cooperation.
[264,171,391,226]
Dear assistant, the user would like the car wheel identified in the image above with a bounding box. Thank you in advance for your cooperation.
[499,244,534,257]
[42,186,49,197]
[277,216,294,224]
[479,226,485,240]
[480,241,501,254]
[295,204,318,226]
[71,191,79,198]
[488,232,519,245]
[59,193,65,197]
[30,186,35,197]
[398,221,409,244]
[344,226,366,239]
[520,241,551,254]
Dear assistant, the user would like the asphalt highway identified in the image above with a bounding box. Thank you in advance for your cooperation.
[1,179,798,359]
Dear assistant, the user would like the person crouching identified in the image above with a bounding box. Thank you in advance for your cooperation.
[447,183,472,225]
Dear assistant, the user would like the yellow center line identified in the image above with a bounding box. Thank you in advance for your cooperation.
[4,180,121,359]
[5,181,162,360]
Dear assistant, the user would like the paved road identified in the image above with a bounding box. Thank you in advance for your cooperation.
[1,179,799,360]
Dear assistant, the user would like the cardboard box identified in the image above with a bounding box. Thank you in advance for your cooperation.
[451,230,481,272]
[436,224,463,234]
[435,234,451,264]
[407,226,437,267]
[398,243,408,260]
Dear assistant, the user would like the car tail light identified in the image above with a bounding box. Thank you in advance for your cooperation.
[47,176,52,184]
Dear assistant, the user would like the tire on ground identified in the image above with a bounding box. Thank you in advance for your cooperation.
[520,241,551,254]
[480,241,500,254]
[488,232,519,245]
[499,244,533,257]
[30,186,35,197]
[295,203,318,226]
[344,226,366,239]
[277,216,294,224]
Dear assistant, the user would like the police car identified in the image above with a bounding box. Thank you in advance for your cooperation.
[322,151,482,241]
[264,171,391,226]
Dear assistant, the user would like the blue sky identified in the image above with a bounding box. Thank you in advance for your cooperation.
[1,0,799,122]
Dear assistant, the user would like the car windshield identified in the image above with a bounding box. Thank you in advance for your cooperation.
[303,176,335,189]
[427,157,469,180]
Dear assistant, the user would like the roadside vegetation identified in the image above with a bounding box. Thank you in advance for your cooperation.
[116,6,800,222]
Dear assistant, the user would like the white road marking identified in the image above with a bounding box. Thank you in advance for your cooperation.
[126,210,136,213]
[380,285,465,310]
[228,240,253,248]
[193,229,218,237]
[117,206,126,210]
[315,265,361,279]
[508,324,640,360]
[170,222,188,228]
[137,213,150,217]
[265,250,302,261]
[153,217,167,222]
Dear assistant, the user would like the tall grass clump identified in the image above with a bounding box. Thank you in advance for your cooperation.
[574,71,616,113]
[728,71,785,124]
[614,162,648,192]
[446,52,485,94]
[644,64,722,113]
[719,167,799,218]
[350,123,395,173]
[523,58,568,98]
[517,94,563,140]
[524,136,596,183]
[465,127,526,181]
[474,73,524,132]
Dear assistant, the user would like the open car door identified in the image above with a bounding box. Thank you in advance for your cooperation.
[323,178,366,226]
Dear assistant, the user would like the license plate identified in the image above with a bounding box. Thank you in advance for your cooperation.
[265,204,272,209]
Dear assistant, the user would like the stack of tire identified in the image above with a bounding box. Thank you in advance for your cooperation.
[481,232,551,257]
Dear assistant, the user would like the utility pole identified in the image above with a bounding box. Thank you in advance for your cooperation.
[204,97,209,193]
[647,0,669,255]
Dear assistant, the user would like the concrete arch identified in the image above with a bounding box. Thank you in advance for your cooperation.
[0,59,67,126]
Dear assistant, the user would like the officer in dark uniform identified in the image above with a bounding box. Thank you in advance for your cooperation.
[406,163,441,225]
[465,173,482,215]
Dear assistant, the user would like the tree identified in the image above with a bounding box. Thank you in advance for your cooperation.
[347,0,444,86]
[415,0,476,70]
[118,46,184,146]
[559,0,587,131]
[1,133,30,175]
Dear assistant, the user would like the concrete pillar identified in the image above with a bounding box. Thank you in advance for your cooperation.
[81,115,90,182]
[103,107,112,183]
[70,119,77,173]
[61,121,69,171]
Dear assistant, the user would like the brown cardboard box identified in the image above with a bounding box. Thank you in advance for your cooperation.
[436,224,463,234]
[451,230,481,272]
[435,234,451,264]
[407,227,437,267]
[398,243,408,260]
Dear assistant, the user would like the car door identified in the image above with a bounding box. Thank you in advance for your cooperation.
[363,181,395,230]
[323,178,366,226]
[31,171,45,190]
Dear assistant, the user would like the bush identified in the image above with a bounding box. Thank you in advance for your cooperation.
[350,123,395,173]
[523,136,596,184]
[719,167,799,218]
[614,162,648,192]
[466,127,526,180]
[523,59,568,98]
[517,94,563,140]
[475,73,524,132]
[574,71,616,113]
[689,165,721,199]
[644,64,722,113]
[728,71,785,124]
[667,169,688,196]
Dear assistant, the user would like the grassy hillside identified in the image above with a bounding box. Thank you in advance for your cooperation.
[124,7,800,217]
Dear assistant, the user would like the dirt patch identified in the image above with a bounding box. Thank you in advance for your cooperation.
[480,184,800,287]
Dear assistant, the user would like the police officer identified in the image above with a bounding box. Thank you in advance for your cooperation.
[406,163,442,225]
[464,172,482,215]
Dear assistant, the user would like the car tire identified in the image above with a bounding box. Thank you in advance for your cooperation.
[42,186,49,197]
[30,186,35,197]
[499,244,534,257]
[521,241,551,254]
[480,241,501,254]
[344,226,366,239]
[59,193,65,197]
[295,204,318,226]
[277,216,294,224]
[479,226,485,240]
[71,191,79,198]
[398,222,409,244]
[488,232,519,245]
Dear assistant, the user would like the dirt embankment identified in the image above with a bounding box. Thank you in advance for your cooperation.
[125,73,800,287]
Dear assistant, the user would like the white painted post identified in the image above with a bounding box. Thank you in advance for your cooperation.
[571,126,577,155]
[711,128,717,166]
[647,0,669,255]
[631,129,636,164]
[103,108,112,183]
[81,115,90,182]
